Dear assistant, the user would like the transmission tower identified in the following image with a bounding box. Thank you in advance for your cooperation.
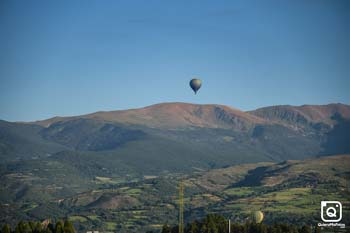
[179,180,184,233]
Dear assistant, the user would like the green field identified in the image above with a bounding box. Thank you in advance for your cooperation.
[1,155,349,232]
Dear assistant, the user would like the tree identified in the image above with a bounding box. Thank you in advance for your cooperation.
[2,224,11,233]
[231,223,244,233]
[186,221,199,233]
[55,221,64,233]
[201,215,221,233]
[47,223,54,233]
[161,224,171,233]
[15,221,31,233]
[33,222,42,233]
[43,228,53,233]
[299,226,311,233]
[28,222,36,232]
[63,220,75,233]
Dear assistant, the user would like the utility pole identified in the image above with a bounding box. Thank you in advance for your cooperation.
[228,219,231,233]
[179,180,184,233]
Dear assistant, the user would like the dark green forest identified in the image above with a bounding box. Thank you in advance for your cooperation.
[0,220,75,233]
[0,216,325,233]
[160,214,323,233]
[3,216,350,233]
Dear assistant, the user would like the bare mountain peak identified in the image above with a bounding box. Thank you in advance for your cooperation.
[249,103,350,125]
[85,102,264,130]
[31,102,350,129]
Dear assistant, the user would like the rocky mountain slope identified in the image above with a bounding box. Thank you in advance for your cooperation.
[1,103,349,174]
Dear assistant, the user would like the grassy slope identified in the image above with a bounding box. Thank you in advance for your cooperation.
[1,155,349,232]
[0,120,66,161]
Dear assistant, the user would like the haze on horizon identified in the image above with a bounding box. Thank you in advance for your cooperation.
[0,0,349,122]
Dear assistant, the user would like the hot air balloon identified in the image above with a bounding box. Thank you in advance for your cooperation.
[189,78,202,94]
[251,211,264,224]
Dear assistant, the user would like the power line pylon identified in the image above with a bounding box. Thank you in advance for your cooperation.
[179,180,184,233]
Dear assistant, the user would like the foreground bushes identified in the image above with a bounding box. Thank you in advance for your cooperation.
[161,214,320,233]
[1,220,76,233]
[1,215,322,233]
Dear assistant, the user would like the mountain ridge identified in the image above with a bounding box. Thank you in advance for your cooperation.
[1,102,349,173]
[27,102,350,129]
[249,103,350,126]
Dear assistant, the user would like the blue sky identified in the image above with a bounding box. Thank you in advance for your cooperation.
[0,0,349,121]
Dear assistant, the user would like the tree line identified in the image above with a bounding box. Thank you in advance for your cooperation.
[0,220,76,233]
[161,214,322,233]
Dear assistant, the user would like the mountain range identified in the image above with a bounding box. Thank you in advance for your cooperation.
[1,102,349,175]
[1,102,350,231]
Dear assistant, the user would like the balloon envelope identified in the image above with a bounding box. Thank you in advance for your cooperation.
[251,211,264,223]
[189,79,202,94]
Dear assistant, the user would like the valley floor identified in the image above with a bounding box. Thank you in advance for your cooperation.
[1,155,349,232]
